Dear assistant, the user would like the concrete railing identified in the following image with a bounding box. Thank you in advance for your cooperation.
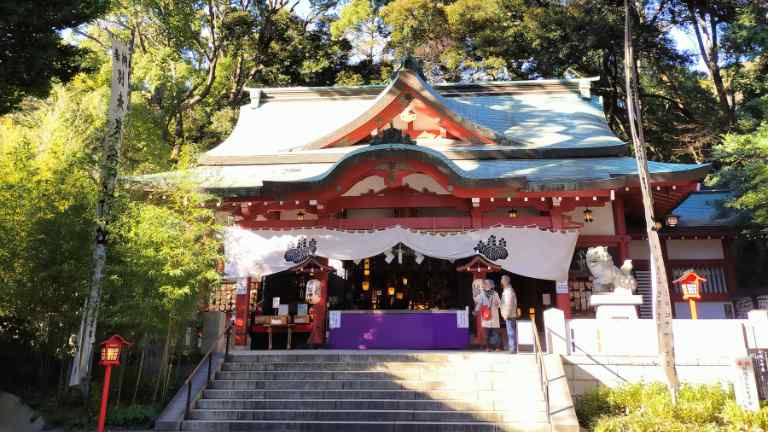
[544,308,768,357]
[543,308,768,409]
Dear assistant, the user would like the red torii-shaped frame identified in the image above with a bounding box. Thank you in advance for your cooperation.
[457,255,502,346]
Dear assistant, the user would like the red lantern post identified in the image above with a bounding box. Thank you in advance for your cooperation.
[673,270,706,320]
[97,335,131,432]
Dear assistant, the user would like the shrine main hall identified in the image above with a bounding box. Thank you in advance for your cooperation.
[139,66,739,350]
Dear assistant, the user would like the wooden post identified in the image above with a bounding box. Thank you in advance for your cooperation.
[472,271,487,346]
[722,238,739,297]
[624,0,679,400]
[470,207,482,228]
[550,208,573,319]
[688,299,698,320]
[612,197,629,263]
[96,366,113,432]
[234,278,250,346]
[73,36,134,397]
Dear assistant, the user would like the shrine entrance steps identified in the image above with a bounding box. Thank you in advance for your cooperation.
[179,350,559,432]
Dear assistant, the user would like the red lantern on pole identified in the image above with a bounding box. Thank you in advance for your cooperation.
[97,335,131,432]
[673,270,706,320]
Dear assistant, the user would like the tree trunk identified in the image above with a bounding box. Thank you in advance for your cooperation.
[688,5,735,126]
[153,320,173,403]
[58,359,67,397]
[228,54,245,106]
[114,348,127,408]
[131,339,146,405]
[161,353,175,402]
[170,112,184,161]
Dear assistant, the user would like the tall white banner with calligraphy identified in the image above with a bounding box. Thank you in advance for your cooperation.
[70,38,132,391]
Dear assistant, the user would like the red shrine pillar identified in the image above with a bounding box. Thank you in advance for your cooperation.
[234,277,252,346]
[309,261,330,346]
[550,208,572,319]
[613,197,629,263]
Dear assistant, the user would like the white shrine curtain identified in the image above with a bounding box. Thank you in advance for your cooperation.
[224,225,578,281]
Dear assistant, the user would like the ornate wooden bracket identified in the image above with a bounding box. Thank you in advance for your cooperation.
[289,256,336,276]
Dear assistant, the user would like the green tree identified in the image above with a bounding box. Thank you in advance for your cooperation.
[0,0,110,114]
[722,1,768,130]
[331,0,388,62]
[712,122,768,225]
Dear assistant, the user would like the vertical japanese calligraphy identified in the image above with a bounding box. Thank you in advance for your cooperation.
[70,38,133,395]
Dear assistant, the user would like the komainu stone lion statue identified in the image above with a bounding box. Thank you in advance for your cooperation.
[585,246,637,295]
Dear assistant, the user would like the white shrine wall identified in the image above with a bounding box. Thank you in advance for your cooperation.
[340,174,450,197]
[544,308,768,399]
[666,239,725,260]
[628,239,725,261]
[402,173,449,194]
[342,175,386,196]
[565,204,615,235]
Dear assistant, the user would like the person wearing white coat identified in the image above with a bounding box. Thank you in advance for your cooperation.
[500,275,518,353]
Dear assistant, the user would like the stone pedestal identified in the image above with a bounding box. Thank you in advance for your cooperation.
[747,309,768,349]
[543,308,569,355]
[590,294,643,319]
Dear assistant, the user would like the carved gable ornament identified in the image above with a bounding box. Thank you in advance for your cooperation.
[371,127,414,145]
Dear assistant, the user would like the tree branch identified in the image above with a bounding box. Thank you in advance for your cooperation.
[72,27,108,49]
[180,0,219,110]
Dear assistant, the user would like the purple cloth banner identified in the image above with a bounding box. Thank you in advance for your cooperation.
[328,311,469,350]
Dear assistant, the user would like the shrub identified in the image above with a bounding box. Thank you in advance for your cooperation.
[574,385,620,429]
[106,404,161,428]
[574,382,768,431]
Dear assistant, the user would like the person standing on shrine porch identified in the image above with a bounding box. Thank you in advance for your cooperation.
[500,275,518,354]
[306,279,325,349]
[475,279,502,351]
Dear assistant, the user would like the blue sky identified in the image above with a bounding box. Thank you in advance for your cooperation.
[669,27,708,72]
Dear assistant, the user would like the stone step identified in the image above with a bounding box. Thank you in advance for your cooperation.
[187,409,548,423]
[225,353,533,364]
[209,379,541,391]
[180,420,552,431]
[221,361,537,373]
[201,389,543,402]
[196,398,546,412]
[215,370,541,382]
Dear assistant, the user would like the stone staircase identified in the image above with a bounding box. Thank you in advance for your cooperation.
[178,351,553,431]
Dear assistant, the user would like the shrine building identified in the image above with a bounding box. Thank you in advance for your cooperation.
[140,66,741,350]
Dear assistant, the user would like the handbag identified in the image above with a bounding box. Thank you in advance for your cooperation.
[480,304,491,321]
